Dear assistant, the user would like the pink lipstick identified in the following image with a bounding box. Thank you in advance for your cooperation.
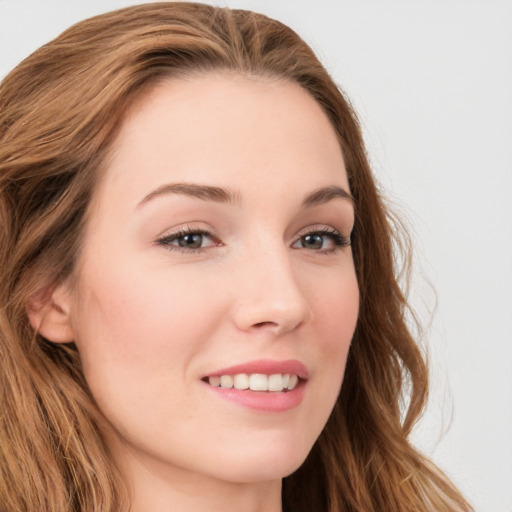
[203,359,308,413]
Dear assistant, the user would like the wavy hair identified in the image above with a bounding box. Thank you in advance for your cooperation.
[0,3,471,511]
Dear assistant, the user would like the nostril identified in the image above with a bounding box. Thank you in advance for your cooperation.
[253,321,277,328]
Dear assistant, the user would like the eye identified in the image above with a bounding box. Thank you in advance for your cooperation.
[292,227,350,253]
[156,227,220,253]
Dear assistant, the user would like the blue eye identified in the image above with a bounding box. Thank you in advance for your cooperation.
[156,228,218,252]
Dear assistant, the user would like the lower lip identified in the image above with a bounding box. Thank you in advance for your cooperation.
[204,381,306,413]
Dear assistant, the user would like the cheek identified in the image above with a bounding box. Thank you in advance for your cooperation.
[299,262,359,432]
[309,261,359,354]
[71,261,228,400]
[70,265,232,457]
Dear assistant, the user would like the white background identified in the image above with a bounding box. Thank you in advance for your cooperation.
[0,1,510,510]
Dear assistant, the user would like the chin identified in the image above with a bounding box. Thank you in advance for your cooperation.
[206,441,311,484]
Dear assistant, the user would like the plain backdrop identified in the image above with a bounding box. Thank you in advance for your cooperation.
[0,1,510,510]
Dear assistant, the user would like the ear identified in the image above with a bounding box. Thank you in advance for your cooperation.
[26,282,75,343]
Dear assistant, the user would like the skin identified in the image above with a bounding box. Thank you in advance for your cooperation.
[38,73,359,511]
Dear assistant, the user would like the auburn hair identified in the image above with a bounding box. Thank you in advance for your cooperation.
[0,3,471,511]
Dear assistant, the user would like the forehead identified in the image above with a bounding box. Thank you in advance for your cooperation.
[94,72,348,211]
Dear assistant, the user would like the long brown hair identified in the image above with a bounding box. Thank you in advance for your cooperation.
[0,3,471,511]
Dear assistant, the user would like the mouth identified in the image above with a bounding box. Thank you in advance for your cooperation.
[201,359,308,412]
[203,372,300,392]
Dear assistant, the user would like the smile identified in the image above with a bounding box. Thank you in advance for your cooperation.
[203,359,308,412]
[207,373,299,392]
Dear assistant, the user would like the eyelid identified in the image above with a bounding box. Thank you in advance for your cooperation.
[295,224,350,241]
[296,224,336,237]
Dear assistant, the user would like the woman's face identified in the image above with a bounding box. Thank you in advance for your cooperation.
[65,73,359,484]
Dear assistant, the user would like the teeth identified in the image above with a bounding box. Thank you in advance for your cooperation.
[233,373,249,390]
[208,375,221,387]
[208,373,299,392]
[268,374,284,392]
[249,373,268,391]
[220,375,233,388]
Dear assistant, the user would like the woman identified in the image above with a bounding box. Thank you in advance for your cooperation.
[0,3,472,511]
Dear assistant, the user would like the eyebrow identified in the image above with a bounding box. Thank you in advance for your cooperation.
[137,182,240,208]
[136,182,353,209]
[301,185,354,207]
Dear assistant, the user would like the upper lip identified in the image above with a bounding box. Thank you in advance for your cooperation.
[205,359,309,380]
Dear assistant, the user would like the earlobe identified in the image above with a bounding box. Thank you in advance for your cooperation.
[26,284,75,343]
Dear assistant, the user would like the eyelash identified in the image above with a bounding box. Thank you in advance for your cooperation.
[155,226,351,254]
[295,227,351,254]
[156,227,220,253]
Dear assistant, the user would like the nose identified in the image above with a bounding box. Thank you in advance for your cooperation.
[230,243,312,337]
